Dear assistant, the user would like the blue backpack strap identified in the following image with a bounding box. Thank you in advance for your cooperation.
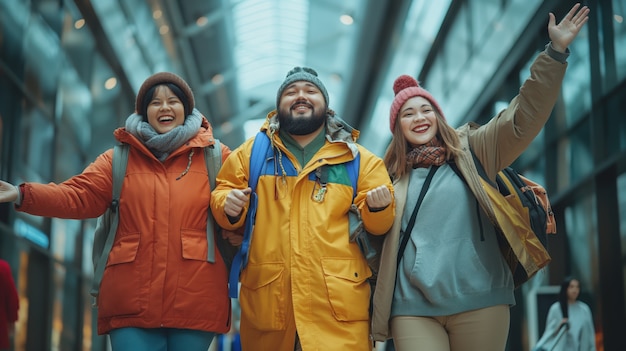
[345,151,360,198]
[229,131,270,298]
[248,131,271,192]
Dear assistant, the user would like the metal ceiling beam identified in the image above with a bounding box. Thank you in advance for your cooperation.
[179,8,226,38]
[158,0,212,121]
[198,67,237,95]
[341,0,414,129]
[73,0,135,125]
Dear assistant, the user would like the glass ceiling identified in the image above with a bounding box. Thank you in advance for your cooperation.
[360,0,451,155]
[232,0,309,137]
[233,0,308,99]
[231,0,364,139]
[89,0,450,151]
[228,0,454,148]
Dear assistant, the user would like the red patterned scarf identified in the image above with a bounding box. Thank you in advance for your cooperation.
[406,138,447,168]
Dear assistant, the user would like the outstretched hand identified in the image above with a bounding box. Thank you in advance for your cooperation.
[0,180,18,203]
[548,3,590,53]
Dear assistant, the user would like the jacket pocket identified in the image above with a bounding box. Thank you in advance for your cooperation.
[240,262,285,331]
[181,228,208,261]
[321,257,371,321]
[106,231,140,266]
[99,231,146,318]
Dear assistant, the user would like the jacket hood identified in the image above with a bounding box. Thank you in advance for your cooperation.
[261,109,360,156]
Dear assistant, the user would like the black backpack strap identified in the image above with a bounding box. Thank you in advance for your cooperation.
[449,151,495,187]
[448,161,465,185]
[396,166,439,267]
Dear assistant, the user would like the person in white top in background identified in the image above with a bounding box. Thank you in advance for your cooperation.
[535,277,596,351]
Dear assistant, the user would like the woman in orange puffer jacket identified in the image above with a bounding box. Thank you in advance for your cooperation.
[0,72,232,351]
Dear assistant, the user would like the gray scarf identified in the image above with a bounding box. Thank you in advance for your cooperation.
[125,108,203,161]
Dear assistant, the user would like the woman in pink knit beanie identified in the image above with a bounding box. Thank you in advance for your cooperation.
[371,4,589,351]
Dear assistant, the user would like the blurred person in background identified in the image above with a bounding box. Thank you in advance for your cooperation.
[534,277,596,351]
[0,259,18,351]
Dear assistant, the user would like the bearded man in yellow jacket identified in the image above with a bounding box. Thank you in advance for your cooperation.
[211,67,395,351]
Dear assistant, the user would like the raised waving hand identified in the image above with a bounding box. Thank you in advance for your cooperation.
[549,3,590,53]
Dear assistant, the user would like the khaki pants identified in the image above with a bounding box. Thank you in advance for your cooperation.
[391,304,510,351]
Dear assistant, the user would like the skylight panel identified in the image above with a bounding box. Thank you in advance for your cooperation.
[232,0,308,96]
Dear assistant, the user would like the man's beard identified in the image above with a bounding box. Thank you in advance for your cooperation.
[278,105,326,135]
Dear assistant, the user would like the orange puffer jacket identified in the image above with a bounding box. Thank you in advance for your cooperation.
[17,118,232,335]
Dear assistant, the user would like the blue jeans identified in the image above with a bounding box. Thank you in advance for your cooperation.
[109,327,215,351]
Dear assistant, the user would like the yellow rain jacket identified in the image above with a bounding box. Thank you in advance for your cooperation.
[211,112,395,350]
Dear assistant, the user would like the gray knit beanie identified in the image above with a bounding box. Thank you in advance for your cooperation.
[276,67,329,109]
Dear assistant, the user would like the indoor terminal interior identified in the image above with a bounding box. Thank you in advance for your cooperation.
[0,0,625,350]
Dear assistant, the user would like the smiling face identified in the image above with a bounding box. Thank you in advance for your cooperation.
[399,96,439,147]
[146,85,186,134]
[277,81,327,135]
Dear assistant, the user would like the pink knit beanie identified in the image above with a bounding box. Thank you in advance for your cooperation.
[389,75,445,132]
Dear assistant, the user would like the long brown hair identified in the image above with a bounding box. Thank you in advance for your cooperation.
[383,110,463,180]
